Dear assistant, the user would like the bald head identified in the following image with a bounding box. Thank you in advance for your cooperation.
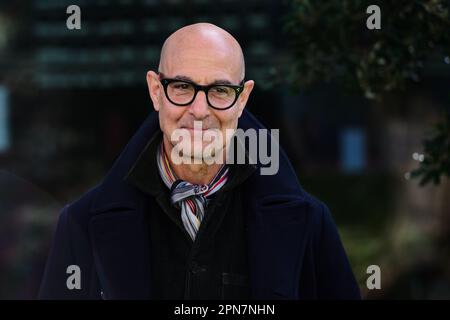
[146,23,255,167]
[158,23,245,81]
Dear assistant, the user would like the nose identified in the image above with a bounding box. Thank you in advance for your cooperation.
[188,90,210,119]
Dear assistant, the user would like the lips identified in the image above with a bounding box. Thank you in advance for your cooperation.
[181,126,214,131]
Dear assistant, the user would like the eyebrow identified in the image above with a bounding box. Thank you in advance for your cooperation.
[172,74,235,86]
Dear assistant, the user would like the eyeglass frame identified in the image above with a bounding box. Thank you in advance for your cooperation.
[158,72,245,110]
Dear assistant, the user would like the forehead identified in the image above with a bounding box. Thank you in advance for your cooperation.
[161,41,242,83]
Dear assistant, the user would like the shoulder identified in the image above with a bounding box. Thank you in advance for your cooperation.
[302,191,335,232]
[59,184,102,227]
[239,110,334,227]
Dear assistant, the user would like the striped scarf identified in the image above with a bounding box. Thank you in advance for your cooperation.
[156,142,229,241]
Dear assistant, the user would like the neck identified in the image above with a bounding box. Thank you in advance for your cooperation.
[163,138,224,185]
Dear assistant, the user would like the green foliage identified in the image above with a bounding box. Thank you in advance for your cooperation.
[410,113,450,185]
[283,0,450,99]
[283,0,450,185]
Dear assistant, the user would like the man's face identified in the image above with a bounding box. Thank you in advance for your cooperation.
[147,33,254,161]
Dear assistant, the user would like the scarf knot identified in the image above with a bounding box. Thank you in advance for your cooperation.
[157,143,229,241]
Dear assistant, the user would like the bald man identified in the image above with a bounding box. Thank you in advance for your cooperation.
[39,23,360,300]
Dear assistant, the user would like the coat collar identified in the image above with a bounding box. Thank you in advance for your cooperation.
[88,112,159,299]
[87,110,312,299]
[123,126,258,200]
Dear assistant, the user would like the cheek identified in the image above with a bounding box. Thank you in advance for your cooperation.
[159,104,185,133]
[214,110,239,146]
[216,109,239,129]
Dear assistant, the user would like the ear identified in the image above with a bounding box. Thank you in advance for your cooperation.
[146,70,161,112]
[236,80,255,118]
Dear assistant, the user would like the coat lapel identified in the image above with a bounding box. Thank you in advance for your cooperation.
[89,202,152,299]
[84,109,312,300]
[247,196,313,299]
[238,111,313,299]
[87,112,160,299]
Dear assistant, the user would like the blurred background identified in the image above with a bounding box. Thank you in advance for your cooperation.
[0,0,449,299]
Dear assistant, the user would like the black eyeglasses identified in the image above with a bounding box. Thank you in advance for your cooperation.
[158,73,245,110]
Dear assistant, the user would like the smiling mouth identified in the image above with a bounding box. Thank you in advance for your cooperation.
[181,127,215,131]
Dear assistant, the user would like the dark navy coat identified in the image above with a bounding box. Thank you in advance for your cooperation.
[39,110,361,300]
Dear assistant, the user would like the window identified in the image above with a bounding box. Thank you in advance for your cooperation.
[0,86,10,152]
